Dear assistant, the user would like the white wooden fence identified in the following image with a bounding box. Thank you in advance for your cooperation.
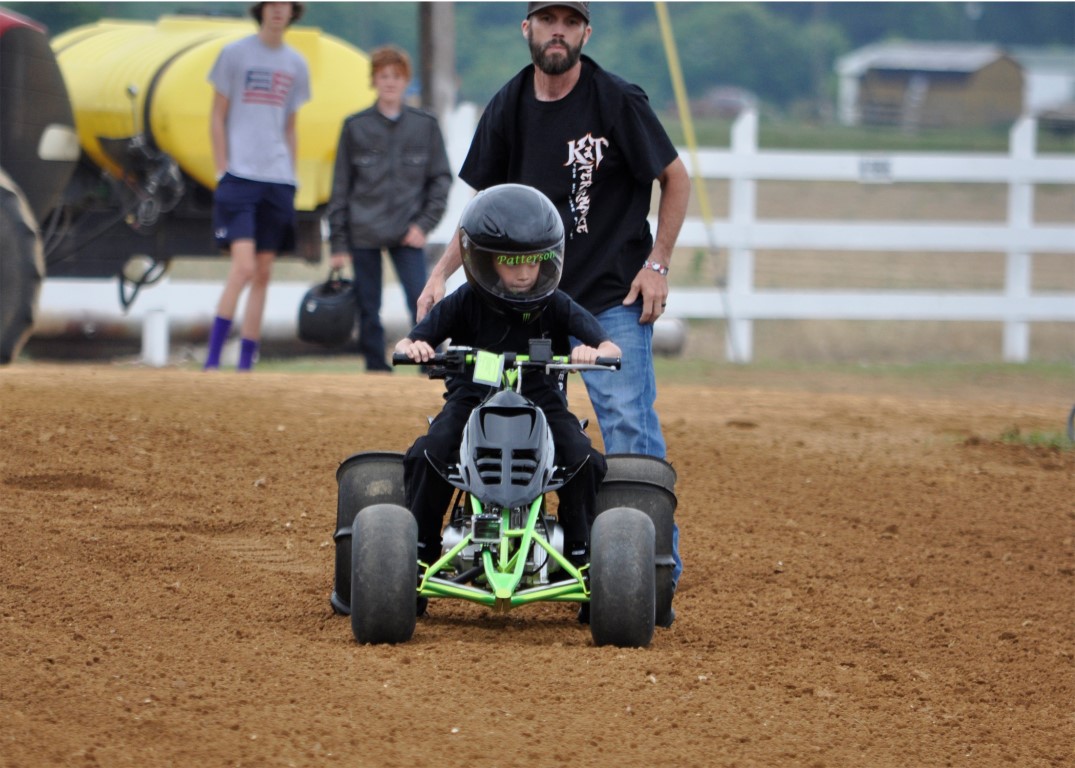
[35,107,1074,366]
[665,111,1075,363]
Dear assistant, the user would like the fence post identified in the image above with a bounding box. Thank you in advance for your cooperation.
[1004,117,1035,363]
[142,308,169,367]
[727,109,758,363]
[138,273,170,367]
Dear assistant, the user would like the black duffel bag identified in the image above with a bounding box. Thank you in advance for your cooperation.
[297,269,355,346]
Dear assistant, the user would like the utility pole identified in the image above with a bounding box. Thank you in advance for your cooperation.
[419,2,457,124]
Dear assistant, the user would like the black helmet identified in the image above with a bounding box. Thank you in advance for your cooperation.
[297,269,354,346]
[459,184,564,321]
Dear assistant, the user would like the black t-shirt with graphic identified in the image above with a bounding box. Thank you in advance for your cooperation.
[460,56,679,315]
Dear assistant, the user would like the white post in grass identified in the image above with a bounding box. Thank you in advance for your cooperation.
[1004,117,1035,363]
[726,108,758,363]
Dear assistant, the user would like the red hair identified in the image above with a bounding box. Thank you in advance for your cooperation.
[369,45,413,83]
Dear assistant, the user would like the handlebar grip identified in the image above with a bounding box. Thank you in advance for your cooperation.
[392,352,429,366]
[595,357,622,370]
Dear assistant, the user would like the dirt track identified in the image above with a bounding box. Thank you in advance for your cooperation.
[1,364,1072,767]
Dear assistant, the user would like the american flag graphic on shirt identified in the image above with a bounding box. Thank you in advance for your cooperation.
[242,69,294,107]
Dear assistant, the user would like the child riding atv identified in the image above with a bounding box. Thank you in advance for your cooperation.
[395,183,621,610]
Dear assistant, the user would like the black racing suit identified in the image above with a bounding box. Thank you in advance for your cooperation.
[402,285,610,563]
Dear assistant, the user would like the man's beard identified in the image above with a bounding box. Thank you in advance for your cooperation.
[527,31,583,75]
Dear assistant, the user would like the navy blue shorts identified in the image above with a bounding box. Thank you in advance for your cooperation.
[212,173,297,253]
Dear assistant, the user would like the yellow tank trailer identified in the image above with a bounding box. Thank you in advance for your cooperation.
[53,14,373,211]
[42,14,374,287]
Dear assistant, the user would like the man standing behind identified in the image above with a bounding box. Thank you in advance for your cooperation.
[204,1,310,371]
[416,2,689,623]
[328,45,451,372]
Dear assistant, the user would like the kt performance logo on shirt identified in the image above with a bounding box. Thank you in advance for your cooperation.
[565,133,608,237]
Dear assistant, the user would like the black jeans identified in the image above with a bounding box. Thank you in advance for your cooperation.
[351,245,425,371]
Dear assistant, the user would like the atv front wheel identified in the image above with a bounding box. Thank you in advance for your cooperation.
[350,503,418,644]
[589,506,655,648]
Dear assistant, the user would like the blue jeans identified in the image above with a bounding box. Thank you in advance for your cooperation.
[575,303,683,586]
[351,246,426,370]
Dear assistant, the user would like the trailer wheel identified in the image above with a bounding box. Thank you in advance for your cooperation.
[0,171,44,364]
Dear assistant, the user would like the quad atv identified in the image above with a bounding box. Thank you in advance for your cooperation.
[330,341,677,647]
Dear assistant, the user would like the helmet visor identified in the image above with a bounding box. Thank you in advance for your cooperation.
[463,241,563,309]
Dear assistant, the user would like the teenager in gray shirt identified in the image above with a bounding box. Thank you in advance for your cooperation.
[204,1,311,371]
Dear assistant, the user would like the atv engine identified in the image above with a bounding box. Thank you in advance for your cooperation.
[441,513,566,585]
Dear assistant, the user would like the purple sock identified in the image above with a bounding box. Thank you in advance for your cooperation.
[238,337,259,371]
[204,316,232,369]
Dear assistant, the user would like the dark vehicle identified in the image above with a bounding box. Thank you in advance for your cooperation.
[0,7,78,362]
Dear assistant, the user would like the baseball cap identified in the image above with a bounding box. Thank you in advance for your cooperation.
[526,2,591,23]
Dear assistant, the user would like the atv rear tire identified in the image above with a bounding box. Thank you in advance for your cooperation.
[332,452,406,615]
[350,503,418,645]
[589,506,655,648]
[597,454,677,628]
[0,171,44,364]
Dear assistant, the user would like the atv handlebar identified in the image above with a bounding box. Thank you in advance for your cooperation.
[392,346,621,376]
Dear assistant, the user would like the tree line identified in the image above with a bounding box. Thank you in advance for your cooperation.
[9,2,1074,118]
